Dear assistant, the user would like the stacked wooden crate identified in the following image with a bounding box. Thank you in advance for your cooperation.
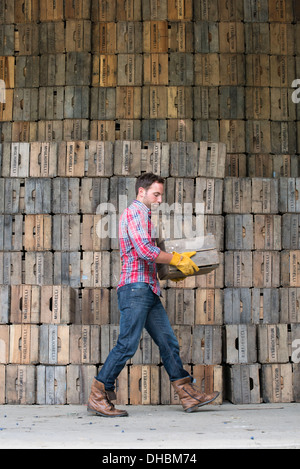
[0,0,300,406]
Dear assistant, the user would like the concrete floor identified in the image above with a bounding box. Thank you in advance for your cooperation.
[0,402,299,449]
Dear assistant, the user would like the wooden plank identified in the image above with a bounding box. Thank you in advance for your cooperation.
[0,25,14,56]
[80,177,109,214]
[36,366,67,405]
[92,54,117,87]
[86,141,113,177]
[117,21,143,53]
[144,54,168,86]
[281,251,300,287]
[224,325,257,364]
[24,252,53,286]
[252,288,280,324]
[223,178,252,214]
[14,0,39,22]
[258,324,289,363]
[129,365,160,405]
[64,86,90,119]
[246,54,270,87]
[245,23,270,54]
[195,178,223,214]
[0,0,15,23]
[39,325,70,365]
[142,0,168,19]
[92,22,116,53]
[39,22,65,54]
[0,325,9,363]
[262,364,293,403]
[225,214,253,250]
[66,52,91,86]
[226,364,261,404]
[117,54,143,86]
[10,285,40,324]
[53,252,81,288]
[224,288,252,324]
[195,289,223,325]
[192,325,222,364]
[37,121,63,142]
[15,56,39,88]
[40,286,76,325]
[194,22,218,53]
[25,178,52,214]
[116,0,141,20]
[82,213,110,251]
[15,24,39,56]
[38,87,64,120]
[52,215,80,251]
[116,87,142,119]
[143,21,168,53]
[254,215,281,250]
[158,235,219,281]
[81,288,110,325]
[65,0,91,18]
[6,365,36,404]
[40,0,64,21]
[280,288,300,323]
[0,214,23,251]
[90,88,116,120]
[253,251,280,288]
[30,142,57,178]
[246,121,271,154]
[67,365,96,404]
[40,54,65,87]
[168,0,193,20]
[0,286,10,324]
[9,325,39,365]
[69,325,100,365]
[169,53,194,86]
[13,88,38,121]
[219,22,244,53]
[52,178,80,214]
[91,0,116,21]
[81,252,111,288]
[65,20,91,52]
[90,120,115,141]
[57,141,85,177]
[24,214,52,251]
[244,0,269,21]
[0,252,22,285]
[192,365,223,405]
[0,56,15,90]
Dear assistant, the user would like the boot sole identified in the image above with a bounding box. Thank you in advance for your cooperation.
[184,392,220,413]
[87,407,128,418]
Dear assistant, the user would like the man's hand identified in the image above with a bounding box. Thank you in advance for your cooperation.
[170,251,199,276]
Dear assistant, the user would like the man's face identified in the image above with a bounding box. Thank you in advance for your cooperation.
[139,182,164,209]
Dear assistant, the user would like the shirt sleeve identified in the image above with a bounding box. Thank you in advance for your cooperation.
[127,209,161,261]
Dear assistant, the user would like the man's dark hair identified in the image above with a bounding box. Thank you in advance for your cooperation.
[135,173,165,196]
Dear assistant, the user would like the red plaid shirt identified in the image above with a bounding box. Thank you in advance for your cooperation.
[118,200,161,296]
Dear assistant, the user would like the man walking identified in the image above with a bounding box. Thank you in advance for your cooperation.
[87,173,220,417]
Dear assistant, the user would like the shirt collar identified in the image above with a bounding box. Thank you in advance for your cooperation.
[133,199,151,215]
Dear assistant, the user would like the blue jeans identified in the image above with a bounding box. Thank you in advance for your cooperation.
[96,282,190,391]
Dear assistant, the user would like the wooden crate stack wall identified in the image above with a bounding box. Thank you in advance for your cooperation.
[0,0,300,406]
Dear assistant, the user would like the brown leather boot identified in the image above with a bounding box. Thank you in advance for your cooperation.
[172,377,220,413]
[87,379,128,418]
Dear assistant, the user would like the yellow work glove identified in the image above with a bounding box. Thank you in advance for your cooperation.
[170,251,199,277]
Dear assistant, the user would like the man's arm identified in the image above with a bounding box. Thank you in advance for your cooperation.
[155,250,173,265]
